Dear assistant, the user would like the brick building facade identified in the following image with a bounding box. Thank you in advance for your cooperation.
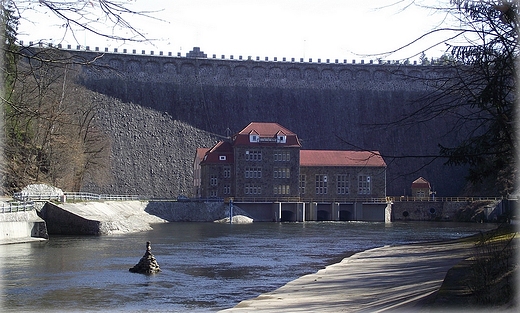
[194,122,387,201]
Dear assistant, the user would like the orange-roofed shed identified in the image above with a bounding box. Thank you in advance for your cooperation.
[411,177,431,198]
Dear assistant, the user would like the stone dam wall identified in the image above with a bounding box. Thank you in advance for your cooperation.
[31,47,472,198]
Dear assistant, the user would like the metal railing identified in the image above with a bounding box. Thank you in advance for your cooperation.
[388,196,505,202]
[64,192,141,201]
[0,201,35,213]
[12,192,141,202]
[9,192,511,205]
[220,196,508,204]
[229,197,389,203]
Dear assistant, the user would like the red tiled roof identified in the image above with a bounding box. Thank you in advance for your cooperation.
[195,148,210,162]
[200,141,234,164]
[238,122,296,136]
[411,177,430,189]
[300,150,386,167]
[233,122,301,147]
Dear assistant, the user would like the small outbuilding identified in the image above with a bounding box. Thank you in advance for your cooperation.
[411,177,431,199]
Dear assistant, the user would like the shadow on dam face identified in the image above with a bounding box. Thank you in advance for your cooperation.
[63,49,470,197]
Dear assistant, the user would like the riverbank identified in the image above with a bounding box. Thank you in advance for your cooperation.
[221,228,517,312]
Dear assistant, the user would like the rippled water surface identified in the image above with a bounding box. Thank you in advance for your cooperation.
[0,221,496,312]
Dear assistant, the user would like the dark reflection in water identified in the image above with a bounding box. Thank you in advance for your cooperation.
[0,221,496,312]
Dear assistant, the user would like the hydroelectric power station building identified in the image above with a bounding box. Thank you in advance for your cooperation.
[194,122,388,221]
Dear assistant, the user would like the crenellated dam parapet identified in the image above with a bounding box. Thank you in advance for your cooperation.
[21,43,448,91]
[68,47,449,92]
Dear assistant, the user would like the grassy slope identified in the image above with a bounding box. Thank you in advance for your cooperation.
[422,225,518,311]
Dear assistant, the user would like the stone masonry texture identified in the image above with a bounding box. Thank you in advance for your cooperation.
[52,48,472,198]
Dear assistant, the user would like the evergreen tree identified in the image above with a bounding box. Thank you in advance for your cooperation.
[437,1,518,195]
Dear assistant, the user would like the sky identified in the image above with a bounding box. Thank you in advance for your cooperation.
[16,0,454,62]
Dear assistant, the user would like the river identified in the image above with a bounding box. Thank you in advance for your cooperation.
[0,221,496,312]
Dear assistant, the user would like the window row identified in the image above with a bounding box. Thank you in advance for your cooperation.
[245,150,262,161]
[209,173,372,195]
[299,174,371,195]
[273,167,290,179]
[208,185,232,196]
[274,185,290,195]
[273,150,291,162]
[244,184,262,195]
[245,167,262,179]
[245,150,292,162]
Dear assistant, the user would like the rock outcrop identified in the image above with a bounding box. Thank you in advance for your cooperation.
[129,241,160,274]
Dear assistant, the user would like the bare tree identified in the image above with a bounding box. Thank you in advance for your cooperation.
[4,48,110,192]
[1,0,159,193]
[13,0,159,44]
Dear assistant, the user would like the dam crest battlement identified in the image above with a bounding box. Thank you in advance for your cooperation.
[22,42,450,86]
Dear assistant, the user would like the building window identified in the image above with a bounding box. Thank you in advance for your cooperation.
[315,174,328,194]
[245,150,262,161]
[223,185,231,195]
[299,174,306,195]
[209,190,218,197]
[219,155,226,161]
[273,167,290,179]
[223,166,231,178]
[210,175,218,186]
[337,174,349,195]
[244,184,262,195]
[274,185,290,195]
[245,167,262,179]
[274,150,290,162]
[358,175,371,195]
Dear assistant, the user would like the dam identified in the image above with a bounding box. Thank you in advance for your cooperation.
[22,45,470,198]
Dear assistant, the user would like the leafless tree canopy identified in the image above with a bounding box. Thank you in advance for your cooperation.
[13,0,161,44]
[1,0,159,194]
[4,48,110,192]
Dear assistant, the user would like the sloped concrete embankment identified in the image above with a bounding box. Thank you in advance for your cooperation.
[40,201,168,235]
[40,201,253,236]
[0,210,48,244]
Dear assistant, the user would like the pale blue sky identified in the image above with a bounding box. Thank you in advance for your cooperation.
[17,0,452,62]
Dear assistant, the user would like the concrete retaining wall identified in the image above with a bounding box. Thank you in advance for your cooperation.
[391,200,504,222]
[0,210,48,243]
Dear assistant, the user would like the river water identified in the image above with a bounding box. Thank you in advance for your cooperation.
[0,221,496,312]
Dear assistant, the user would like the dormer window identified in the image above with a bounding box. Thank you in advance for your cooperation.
[249,134,259,143]
[277,135,286,143]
